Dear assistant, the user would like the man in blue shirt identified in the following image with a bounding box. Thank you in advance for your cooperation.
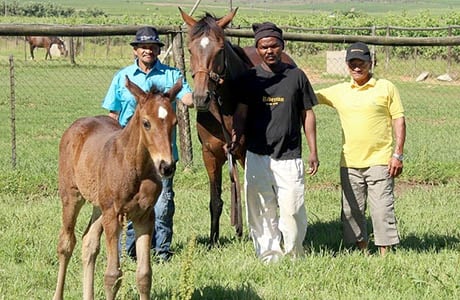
[102,26,193,261]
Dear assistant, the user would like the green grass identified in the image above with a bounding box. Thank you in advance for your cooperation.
[0,54,459,299]
[7,0,460,17]
[0,1,460,299]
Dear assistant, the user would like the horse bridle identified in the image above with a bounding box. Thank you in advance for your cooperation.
[191,47,226,89]
[191,45,235,176]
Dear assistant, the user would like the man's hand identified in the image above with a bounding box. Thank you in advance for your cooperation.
[388,157,403,177]
[306,154,320,176]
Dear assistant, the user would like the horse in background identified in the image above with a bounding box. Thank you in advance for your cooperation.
[53,77,180,300]
[25,36,67,60]
[179,8,296,246]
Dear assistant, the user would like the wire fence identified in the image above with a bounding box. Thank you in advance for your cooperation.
[1,34,459,167]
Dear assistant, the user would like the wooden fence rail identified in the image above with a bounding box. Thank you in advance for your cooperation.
[2,24,460,46]
[2,23,460,166]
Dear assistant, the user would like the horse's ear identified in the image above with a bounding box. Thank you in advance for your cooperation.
[125,75,147,104]
[216,7,238,29]
[165,79,183,102]
[179,7,197,27]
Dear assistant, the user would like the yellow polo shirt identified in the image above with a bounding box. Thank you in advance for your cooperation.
[316,78,404,168]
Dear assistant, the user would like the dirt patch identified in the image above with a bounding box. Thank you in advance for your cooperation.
[301,67,345,85]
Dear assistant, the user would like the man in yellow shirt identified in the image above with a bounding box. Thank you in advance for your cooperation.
[315,42,406,256]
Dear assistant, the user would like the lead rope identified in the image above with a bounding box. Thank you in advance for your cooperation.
[214,93,242,231]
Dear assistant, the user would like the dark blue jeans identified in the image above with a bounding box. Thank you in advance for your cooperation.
[122,177,175,259]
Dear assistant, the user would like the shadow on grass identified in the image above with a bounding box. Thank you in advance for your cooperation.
[152,284,262,300]
[195,234,248,249]
[304,218,344,255]
[191,284,262,300]
[305,218,460,255]
[399,233,460,252]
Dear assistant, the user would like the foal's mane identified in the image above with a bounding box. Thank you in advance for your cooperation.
[189,13,225,39]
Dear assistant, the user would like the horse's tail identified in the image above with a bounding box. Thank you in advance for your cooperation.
[229,157,243,238]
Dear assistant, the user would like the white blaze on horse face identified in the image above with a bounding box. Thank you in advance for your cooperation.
[200,37,210,49]
[158,106,168,120]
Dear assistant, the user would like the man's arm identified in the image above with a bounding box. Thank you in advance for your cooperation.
[388,116,406,177]
[303,108,319,175]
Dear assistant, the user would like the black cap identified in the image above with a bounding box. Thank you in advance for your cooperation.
[252,22,284,47]
[346,42,371,62]
[130,26,165,47]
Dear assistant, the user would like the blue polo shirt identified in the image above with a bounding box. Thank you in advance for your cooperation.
[102,59,192,161]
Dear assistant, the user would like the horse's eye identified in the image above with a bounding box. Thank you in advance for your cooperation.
[142,119,151,130]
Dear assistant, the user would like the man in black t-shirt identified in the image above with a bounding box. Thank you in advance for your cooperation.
[230,22,319,263]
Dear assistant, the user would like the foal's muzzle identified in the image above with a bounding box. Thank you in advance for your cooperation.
[159,160,176,178]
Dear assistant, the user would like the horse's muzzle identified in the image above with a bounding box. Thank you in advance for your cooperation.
[159,160,176,178]
[193,92,212,112]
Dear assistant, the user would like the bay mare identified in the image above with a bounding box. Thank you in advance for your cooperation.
[25,36,67,60]
[179,8,296,245]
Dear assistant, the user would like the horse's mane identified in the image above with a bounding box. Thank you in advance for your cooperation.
[189,12,252,67]
[189,12,225,39]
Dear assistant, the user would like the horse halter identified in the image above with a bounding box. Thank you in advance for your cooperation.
[191,47,226,86]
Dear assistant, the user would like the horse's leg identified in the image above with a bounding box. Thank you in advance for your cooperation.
[202,147,224,245]
[81,207,103,300]
[29,45,35,60]
[231,160,243,238]
[101,210,122,300]
[46,46,51,60]
[53,188,85,300]
[133,213,155,300]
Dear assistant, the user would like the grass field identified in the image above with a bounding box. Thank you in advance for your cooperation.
[0,56,459,299]
[0,1,459,299]
[7,0,460,17]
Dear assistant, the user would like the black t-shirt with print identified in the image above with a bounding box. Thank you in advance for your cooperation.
[238,64,317,160]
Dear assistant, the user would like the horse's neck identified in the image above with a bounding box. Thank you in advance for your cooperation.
[50,37,61,45]
[116,115,150,172]
[224,41,250,80]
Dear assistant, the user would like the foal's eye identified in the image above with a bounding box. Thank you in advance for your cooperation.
[142,119,151,130]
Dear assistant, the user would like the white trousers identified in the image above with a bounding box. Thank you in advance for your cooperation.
[245,151,307,263]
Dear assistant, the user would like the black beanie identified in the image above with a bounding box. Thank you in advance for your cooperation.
[252,22,284,47]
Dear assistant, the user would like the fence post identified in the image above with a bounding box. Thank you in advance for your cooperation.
[447,26,452,73]
[69,37,76,65]
[106,36,110,58]
[385,26,390,71]
[172,30,193,167]
[371,25,376,74]
[328,26,334,51]
[9,55,16,169]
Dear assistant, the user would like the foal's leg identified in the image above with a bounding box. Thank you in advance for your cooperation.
[102,210,123,300]
[81,208,103,300]
[130,180,159,300]
[53,190,85,300]
[133,214,155,300]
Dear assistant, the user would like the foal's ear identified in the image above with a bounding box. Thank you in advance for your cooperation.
[125,75,147,103]
[216,8,238,29]
[179,7,197,27]
[165,79,183,102]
